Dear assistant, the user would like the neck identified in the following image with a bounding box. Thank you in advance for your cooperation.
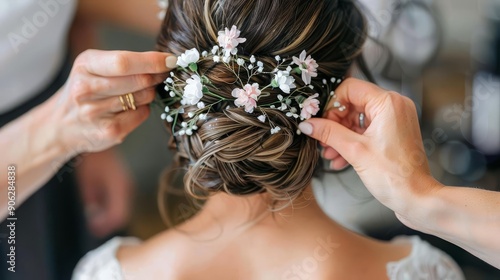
[182,186,340,237]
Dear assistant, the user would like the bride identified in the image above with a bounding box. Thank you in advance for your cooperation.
[73,0,464,279]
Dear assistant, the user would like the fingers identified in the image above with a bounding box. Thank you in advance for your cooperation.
[77,72,167,100]
[333,78,388,114]
[78,50,176,76]
[95,87,156,114]
[299,118,364,163]
[110,105,151,142]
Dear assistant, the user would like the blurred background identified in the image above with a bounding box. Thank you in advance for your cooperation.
[2,0,500,279]
[86,0,500,279]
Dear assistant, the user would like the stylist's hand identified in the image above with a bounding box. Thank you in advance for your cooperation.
[298,78,439,216]
[51,49,176,156]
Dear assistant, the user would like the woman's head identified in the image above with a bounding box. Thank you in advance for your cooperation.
[157,0,366,206]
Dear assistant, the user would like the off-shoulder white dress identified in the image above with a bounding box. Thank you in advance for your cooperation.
[72,235,465,280]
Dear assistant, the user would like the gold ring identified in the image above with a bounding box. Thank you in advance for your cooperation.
[125,93,136,110]
[119,96,128,112]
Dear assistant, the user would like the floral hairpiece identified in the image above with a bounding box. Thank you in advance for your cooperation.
[160,25,345,136]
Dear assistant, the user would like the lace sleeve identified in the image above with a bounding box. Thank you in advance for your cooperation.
[387,236,465,280]
[72,237,141,280]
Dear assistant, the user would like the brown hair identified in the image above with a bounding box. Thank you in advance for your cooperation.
[156,0,367,223]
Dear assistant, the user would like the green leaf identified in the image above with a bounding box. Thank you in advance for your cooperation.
[293,67,302,74]
[189,63,198,72]
[202,86,209,93]
[271,79,279,88]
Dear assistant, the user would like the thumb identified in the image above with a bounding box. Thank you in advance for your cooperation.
[298,118,363,162]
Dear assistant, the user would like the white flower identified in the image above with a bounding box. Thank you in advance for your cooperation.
[188,112,195,118]
[161,113,167,120]
[257,61,263,67]
[177,48,200,68]
[211,45,219,55]
[166,115,174,122]
[178,130,186,136]
[217,25,247,56]
[231,83,261,113]
[170,72,175,77]
[181,122,187,128]
[213,56,220,63]
[199,113,207,120]
[202,51,208,57]
[166,77,174,84]
[330,77,336,83]
[275,55,281,61]
[222,56,230,63]
[182,75,203,105]
[186,129,193,136]
[300,93,320,120]
[257,67,264,73]
[257,115,266,123]
[169,91,175,97]
[292,50,318,85]
[273,70,296,94]
[270,126,281,135]
[164,106,170,112]
[236,58,245,66]
[250,55,256,63]
[197,102,205,109]
[248,64,254,70]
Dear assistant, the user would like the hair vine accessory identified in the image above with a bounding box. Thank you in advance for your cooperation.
[160,25,344,136]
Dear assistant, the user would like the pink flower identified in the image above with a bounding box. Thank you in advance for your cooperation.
[292,50,318,85]
[232,83,261,113]
[300,93,320,120]
[218,25,247,56]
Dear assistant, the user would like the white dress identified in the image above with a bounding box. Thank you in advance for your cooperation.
[72,235,465,280]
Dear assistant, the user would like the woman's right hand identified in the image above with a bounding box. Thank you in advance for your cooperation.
[298,78,440,218]
[51,49,177,156]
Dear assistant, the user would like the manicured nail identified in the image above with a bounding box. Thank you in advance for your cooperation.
[298,122,313,135]
[165,56,177,69]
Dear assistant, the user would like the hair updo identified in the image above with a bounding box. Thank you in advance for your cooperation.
[156,0,367,211]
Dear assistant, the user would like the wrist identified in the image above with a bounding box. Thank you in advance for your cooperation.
[395,174,445,233]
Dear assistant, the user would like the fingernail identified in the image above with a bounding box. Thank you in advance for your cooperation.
[165,56,177,69]
[298,122,313,135]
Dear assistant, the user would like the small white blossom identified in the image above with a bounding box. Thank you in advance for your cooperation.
[273,70,296,94]
[308,85,314,89]
[186,129,193,136]
[333,101,341,108]
[248,64,254,70]
[275,55,281,61]
[169,91,176,97]
[166,77,174,84]
[161,113,167,120]
[192,125,198,130]
[257,67,264,73]
[270,126,281,135]
[330,91,335,96]
[201,51,208,57]
[337,79,342,83]
[250,55,256,63]
[181,122,187,128]
[213,55,220,62]
[286,66,292,72]
[188,112,195,118]
[199,113,207,120]
[257,115,266,123]
[277,94,283,101]
[166,115,174,122]
[170,72,175,77]
[211,45,219,54]
[197,102,205,109]
[177,48,200,68]
[236,58,245,66]
[322,79,327,84]
[182,75,204,105]
[164,106,170,112]
[222,56,231,63]
[257,61,263,67]
[178,130,186,136]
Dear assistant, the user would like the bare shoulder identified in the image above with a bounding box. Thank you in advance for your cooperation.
[116,230,189,280]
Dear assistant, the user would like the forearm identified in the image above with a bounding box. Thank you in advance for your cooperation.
[0,94,71,220]
[400,178,500,268]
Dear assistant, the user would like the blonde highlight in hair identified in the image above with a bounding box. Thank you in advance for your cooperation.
[156,0,367,226]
